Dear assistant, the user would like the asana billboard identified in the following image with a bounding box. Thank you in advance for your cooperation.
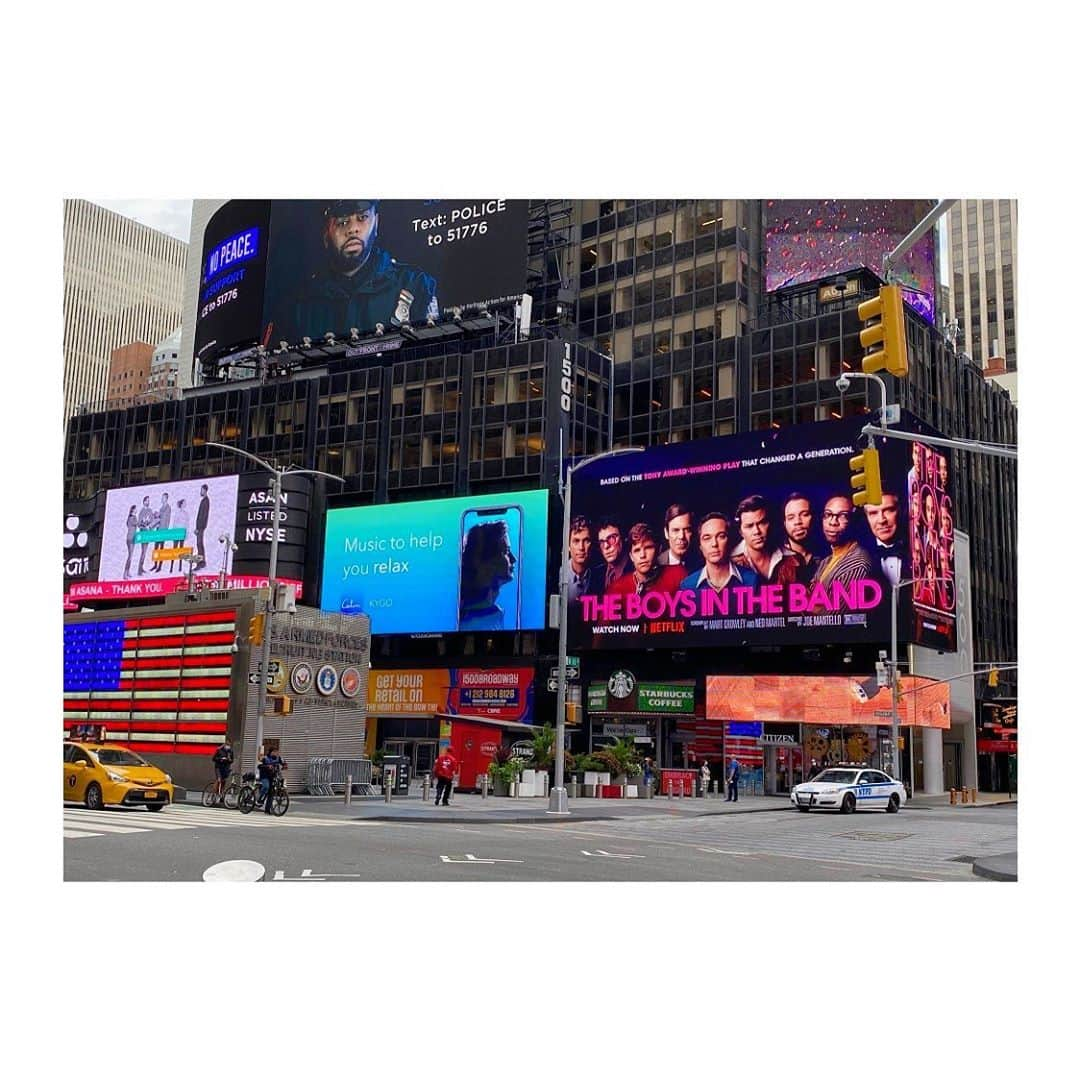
[566,414,955,651]
[321,490,549,635]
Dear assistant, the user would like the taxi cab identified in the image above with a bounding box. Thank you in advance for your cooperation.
[63,739,174,811]
[790,765,905,814]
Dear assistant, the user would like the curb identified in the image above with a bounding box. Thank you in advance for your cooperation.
[972,854,1017,882]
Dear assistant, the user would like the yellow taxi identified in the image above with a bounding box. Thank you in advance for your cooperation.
[63,740,174,811]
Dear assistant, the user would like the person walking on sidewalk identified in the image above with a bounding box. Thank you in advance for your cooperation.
[700,760,711,797]
[726,758,741,802]
[433,746,459,806]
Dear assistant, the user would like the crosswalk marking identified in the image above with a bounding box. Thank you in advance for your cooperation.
[63,804,360,840]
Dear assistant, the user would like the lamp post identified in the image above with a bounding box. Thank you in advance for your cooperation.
[890,573,953,788]
[203,443,343,766]
[548,445,644,815]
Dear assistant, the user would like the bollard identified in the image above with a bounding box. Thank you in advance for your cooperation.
[667,781,672,801]
[949,788,957,805]
[422,775,430,802]
[597,781,603,801]
[961,787,969,804]
[480,774,488,800]
[344,774,352,807]
[384,777,392,803]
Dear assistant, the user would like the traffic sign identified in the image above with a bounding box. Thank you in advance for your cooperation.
[549,666,580,681]
[547,677,559,693]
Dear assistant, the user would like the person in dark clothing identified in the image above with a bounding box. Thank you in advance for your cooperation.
[258,748,285,813]
[282,200,438,342]
[726,758,741,802]
[432,746,459,806]
[212,738,234,798]
[195,484,210,568]
[123,505,138,579]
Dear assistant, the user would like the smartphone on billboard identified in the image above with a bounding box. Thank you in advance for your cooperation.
[457,505,524,632]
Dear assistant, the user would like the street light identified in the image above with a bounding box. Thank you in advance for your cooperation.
[548,445,645,815]
[203,442,344,767]
[890,574,952,788]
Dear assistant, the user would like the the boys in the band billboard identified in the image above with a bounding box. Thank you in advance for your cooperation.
[565,417,956,650]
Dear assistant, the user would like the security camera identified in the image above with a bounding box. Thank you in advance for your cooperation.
[219,534,228,544]
[836,374,851,393]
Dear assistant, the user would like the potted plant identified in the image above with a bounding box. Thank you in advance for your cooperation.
[593,737,643,795]
[573,753,612,795]
[486,746,524,796]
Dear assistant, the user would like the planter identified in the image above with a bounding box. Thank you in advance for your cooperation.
[492,778,510,797]
[584,772,611,787]
[566,781,580,798]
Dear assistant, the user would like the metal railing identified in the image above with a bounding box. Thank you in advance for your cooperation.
[306,758,374,796]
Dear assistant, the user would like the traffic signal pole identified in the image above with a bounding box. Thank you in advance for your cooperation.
[860,424,1017,461]
[882,200,956,281]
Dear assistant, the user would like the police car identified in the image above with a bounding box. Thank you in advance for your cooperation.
[790,765,905,814]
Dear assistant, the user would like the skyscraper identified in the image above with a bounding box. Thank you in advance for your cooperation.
[63,200,187,418]
[946,200,1018,400]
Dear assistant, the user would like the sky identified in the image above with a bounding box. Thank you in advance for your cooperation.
[91,199,192,243]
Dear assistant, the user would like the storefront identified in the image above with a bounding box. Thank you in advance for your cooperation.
[586,670,701,768]
[707,673,952,794]
[366,666,536,778]
[977,699,1017,794]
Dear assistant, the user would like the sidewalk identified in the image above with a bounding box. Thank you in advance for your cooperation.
[183,788,1016,823]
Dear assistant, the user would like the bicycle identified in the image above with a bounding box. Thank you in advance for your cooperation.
[202,771,243,809]
[238,767,289,816]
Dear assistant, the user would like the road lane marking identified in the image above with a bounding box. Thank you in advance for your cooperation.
[204,860,265,882]
[582,850,645,859]
[440,854,523,864]
[64,828,105,838]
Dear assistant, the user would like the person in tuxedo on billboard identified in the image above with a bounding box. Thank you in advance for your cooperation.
[195,484,210,568]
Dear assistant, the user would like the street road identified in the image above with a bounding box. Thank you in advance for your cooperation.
[63,802,1016,882]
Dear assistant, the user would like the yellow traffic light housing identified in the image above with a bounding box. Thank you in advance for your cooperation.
[857,284,908,378]
[248,612,265,647]
[988,667,999,688]
[850,446,882,507]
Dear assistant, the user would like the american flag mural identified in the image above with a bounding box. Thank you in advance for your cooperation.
[63,609,238,756]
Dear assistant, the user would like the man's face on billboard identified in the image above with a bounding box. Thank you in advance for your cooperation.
[665,514,692,558]
[924,492,937,529]
[630,538,658,576]
[569,527,592,571]
[326,210,378,269]
[598,527,623,565]
[866,494,899,544]
[783,498,812,544]
[699,519,731,567]
[822,497,853,546]
[738,508,769,553]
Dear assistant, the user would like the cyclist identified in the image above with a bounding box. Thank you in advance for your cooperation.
[212,738,235,798]
[258,748,285,813]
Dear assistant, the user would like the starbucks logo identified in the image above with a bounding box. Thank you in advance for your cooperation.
[608,670,635,700]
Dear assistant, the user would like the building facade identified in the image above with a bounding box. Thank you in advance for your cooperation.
[63,200,187,418]
[946,199,1018,401]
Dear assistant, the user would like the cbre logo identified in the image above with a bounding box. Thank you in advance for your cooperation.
[64,514,90,577]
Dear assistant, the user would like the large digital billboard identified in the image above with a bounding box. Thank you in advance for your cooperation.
[321,490,549,634]
[764,200,936,324]
[566,414,955,651]
[193,199,530,361]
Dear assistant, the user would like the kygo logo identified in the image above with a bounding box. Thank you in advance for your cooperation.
[64,515,90,577]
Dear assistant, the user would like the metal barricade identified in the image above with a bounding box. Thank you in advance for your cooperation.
[305,758,376,797]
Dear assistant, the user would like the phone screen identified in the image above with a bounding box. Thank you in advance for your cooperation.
[458,505,524,631]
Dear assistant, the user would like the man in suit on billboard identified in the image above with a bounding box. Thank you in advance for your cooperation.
[195,484,210,568]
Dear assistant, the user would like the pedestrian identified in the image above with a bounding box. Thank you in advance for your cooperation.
[642,756,655,796]
[726,758,741,802]
[700,760,711,796]
[432,745,459,806]
[212,737,234,798]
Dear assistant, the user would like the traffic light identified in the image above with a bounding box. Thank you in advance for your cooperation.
[988,667,999,688]
[248,612,265,647]
[857,284,908,377]
[849,446,882,507]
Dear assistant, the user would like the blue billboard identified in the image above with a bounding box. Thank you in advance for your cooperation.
[321,490,549,634]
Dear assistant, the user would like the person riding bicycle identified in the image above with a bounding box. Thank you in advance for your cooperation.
[258,748,286,814]
[212,738,234,797]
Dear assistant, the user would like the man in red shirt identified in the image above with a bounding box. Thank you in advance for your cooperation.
[432,746,459,806]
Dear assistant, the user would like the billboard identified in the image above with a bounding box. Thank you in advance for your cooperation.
[68,474,311,604]
[193,199,530,361]
[566,414,955,650]
[321,490,549,634]
[764,199,936,323]
[706,674,951,730]
[368,667,535,724]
